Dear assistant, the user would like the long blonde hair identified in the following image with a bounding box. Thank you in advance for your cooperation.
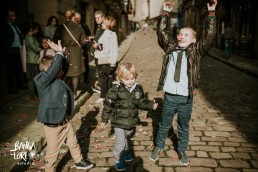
[103,16,116,30]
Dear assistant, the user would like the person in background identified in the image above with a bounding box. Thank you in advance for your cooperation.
[94,16,118,104]
[38,36,55,63]
[91,10,105,94]
[172,24,178,39]
[74,12,93,83]
[223,23,234,59]
[149,0,217,166]
[34,40,93,172]
[53,10,88,98]
[101,62,158,171]
[25,21,42,100]
[1,9,24,94]
[20,13,44,42]
[44,16,59,40]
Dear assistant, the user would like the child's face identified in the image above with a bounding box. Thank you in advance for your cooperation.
[177,28,196,48]
[41,39,49,49]
[121,73,136,88]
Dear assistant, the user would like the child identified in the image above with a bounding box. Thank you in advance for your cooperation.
[34,40,93,171]
[100,62,158,171]
[25,21,42,100]
[149,0,217,167]
[38,36,55,63]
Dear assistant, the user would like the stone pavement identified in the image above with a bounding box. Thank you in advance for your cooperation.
[1,29,258,172]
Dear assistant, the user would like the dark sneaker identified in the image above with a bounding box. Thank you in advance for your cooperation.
[124,150,133,162]
[150,147,162,161]
[75,160,94,170]
[115,161,125,171]
[178,151,189,166]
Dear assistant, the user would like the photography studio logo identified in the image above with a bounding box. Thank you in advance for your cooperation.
[10,141,37,165]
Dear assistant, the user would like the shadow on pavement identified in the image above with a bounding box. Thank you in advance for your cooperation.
[55,107,100,171]
[199,56,258,143]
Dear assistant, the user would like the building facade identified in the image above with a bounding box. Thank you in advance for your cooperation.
[1,0,132,44]
[181,0,257,59]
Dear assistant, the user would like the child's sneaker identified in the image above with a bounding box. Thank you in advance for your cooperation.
[75,160,93,170]
[178,151,189,166]
[124,150,133,162]
[115,161,125,171]
[150,147,162,161]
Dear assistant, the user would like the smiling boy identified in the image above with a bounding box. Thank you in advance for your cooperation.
[150,0,218,166]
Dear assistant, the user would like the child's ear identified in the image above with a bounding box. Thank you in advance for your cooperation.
[192,38,196,43]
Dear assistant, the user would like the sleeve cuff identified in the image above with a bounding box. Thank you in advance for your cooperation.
[56,51,63,55]
[208,10,215,19]
[161,11,169,17]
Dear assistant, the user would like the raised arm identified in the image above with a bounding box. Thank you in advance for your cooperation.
[197,0,218,56]
[157,2,176,51]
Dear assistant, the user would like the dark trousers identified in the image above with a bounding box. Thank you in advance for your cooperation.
[83,51,89,82]
[6,48,23,92]
[99,64,116,98]
[156,92,192,152]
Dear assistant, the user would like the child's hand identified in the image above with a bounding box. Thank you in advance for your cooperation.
[153,103,158,110]
[38,57,42,64]
[47,40,66,53]
[153,99,158,110]
[163,2,174,13]
[100,122,106,129]
[207,0,217,11]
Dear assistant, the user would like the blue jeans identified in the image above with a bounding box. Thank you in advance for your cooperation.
[155,92,192,152]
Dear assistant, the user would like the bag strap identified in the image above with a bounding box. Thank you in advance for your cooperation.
[63,24,82,49]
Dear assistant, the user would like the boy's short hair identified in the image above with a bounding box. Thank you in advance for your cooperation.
[39,56,69,78]
[117,62,138,81]
[39,55,53,71]
[94,10,105,17]
[181,27,197,39]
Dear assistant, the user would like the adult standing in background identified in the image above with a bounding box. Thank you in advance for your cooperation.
[91,10,105,93]
[44,16,59,40]
[74,12,92,83]
[94,16,118,104]
[1,9,24,94]
[53,10,87,98]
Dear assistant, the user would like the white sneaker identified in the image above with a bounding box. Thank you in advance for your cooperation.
[92,86,101,94]
[95,98,104,104]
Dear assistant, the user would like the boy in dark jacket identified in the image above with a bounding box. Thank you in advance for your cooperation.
[34,40,93,171]
[101,62,158,171]
[150,0,217,166]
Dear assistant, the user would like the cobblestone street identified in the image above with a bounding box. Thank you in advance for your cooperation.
[21,29,258,171]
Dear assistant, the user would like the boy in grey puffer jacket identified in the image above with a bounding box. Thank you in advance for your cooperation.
[101,62,158,171]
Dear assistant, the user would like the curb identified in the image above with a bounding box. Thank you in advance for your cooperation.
[207,52,258,79]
